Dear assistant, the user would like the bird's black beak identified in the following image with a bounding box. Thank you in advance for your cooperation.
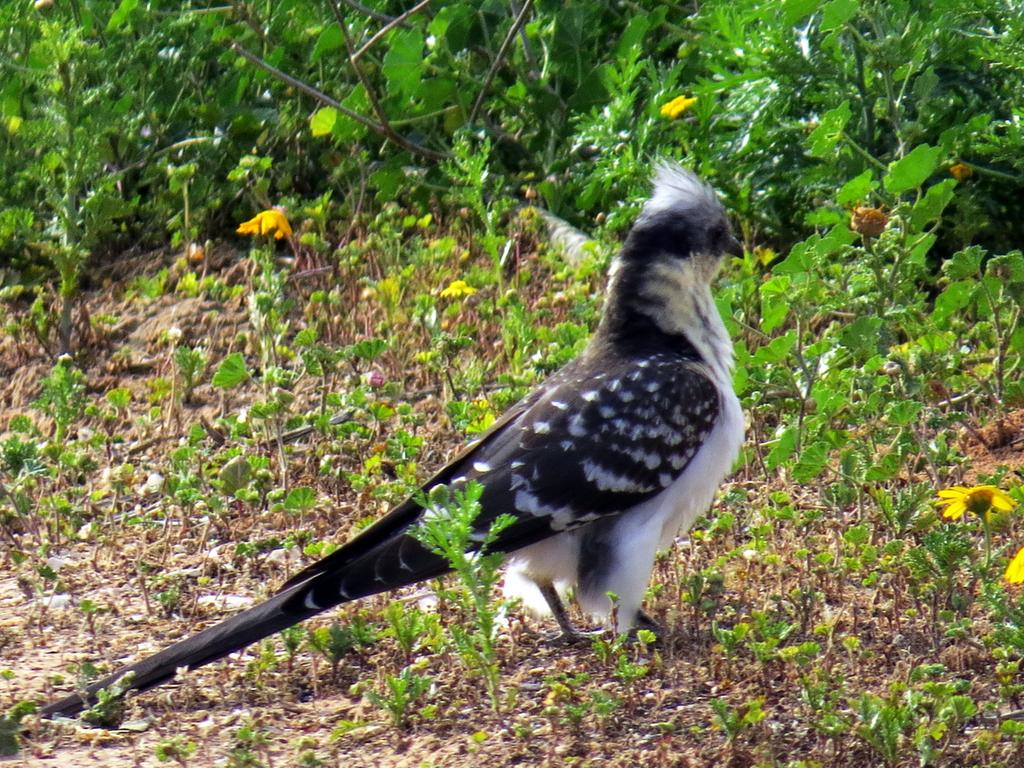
[726,234,743,258]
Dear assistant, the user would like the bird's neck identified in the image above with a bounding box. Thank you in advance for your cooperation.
[597,258,734,385]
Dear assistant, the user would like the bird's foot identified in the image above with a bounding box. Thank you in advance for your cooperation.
[542,626,604,646]
[624,610,665,644]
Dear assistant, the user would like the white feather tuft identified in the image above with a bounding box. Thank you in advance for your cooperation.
[642,161,719,220]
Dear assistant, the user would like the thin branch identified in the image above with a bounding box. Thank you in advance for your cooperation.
[339,0,400,25]
[840,131,888,172]
[152,5,233,15]
[228,41,444,160]
[469,0,534,125]
[352,0,434,62]
[327,1,447,161]
[509,0,535,68]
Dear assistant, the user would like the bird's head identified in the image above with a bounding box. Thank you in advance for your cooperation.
[600,163,740,349]
[617,161,741,283]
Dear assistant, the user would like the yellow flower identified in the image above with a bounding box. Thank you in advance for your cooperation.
[660,95,698,119]
[440,279,477,299]
[1006,547,1024,584]
[935,485,1017,521]
[237,209,293,240]
[754,246,777,267]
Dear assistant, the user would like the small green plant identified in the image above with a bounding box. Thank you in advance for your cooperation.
[77,598,103,637]
[412,481,514,710]
[710,697,767,746]
[226,718,271,768]
[278,625,305,671]
[682,567,726,624]
[292,735,325,768]
[383,601,439,662]
[33,357,86,447]
[0,701,36,757]
[80,671,136,729]
[305,621,374,678]
[852,690,917,768]
[366,664,433,728]
[173,345,207,405]
[154,735,198,766]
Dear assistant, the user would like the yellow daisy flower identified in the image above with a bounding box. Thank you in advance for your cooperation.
[1006,546,1024,584]
[935,485,1017,521]
[660,95,698,120]
[237,209,293,240]
[440,279,477,299]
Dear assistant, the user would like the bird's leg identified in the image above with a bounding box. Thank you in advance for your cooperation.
[538,582,599,643]
[631,608,665,641]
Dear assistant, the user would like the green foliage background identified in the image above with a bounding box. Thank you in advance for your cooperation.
[2,0,1023,269]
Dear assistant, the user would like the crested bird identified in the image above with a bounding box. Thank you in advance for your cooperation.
[40,162,744,719]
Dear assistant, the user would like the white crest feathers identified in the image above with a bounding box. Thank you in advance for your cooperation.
[641,161,721,221]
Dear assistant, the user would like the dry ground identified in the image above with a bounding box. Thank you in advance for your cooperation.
[3,247,1024,768]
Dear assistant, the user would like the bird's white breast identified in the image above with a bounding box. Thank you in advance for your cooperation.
[652,384,743,548]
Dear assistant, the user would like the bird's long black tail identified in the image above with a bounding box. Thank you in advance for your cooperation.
[39,515,453,719]
[40,581,329,719]
[38,394,552,719]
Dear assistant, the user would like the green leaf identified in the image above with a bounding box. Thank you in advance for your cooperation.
[793,441,829,482]
[943,246,985,279]
[773,239,815,274]
[383,28,424,99]
[219,456,252,496]
[839,316,882,360]
[293,327,317,347]
[808,101,851,158]
[815,224,858,257]
[932,281,975,325]
[350,338,388,360]
[1011,327,1024,356]
[910,179,957,230]
[312,24,343,63]
[212,353,250,389]
[429,5,474,51]
[987,251,1024,283]
[753,331,798,365]
[766,426,798,471]
[843,523,870,546]
[783,0,820,25]
[105,387,132,409]
[553,7,594,59]
[836,170,877,206]
[371,164,405,201]
[908,233,937,266]
[333,85,370,141]
[310,107,337,138]
[884,144,942,194]
[106,0,139,32]
[820,0,859,31]
[760,275,792,333]
[886,400,922,426]
[913,66,939,102]
[284,486,317,512]
[616,13,651,57]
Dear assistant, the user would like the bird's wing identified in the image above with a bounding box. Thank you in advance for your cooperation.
[274,375,550,594]
[285,349,722,612]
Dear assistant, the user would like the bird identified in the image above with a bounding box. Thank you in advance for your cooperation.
[40,161,745,719]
